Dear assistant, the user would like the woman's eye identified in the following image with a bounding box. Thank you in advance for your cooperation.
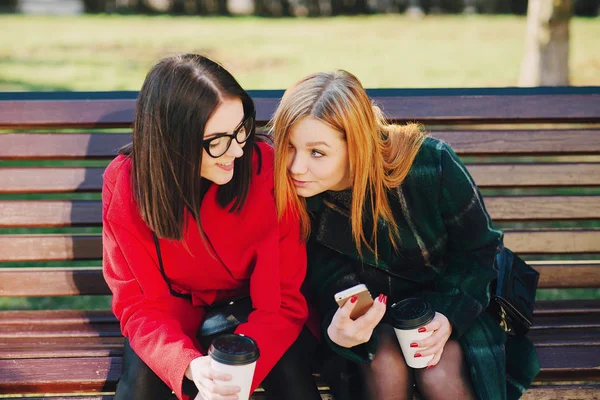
[209,139,222,148]
[311,150,324,158]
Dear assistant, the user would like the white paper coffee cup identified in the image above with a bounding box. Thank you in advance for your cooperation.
[205,334,259,400]
[390,298,435,369]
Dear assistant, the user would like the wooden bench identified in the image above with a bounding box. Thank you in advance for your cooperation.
[1,87,599,400]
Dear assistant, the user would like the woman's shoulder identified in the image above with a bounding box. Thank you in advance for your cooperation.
[102,154,135,219]
[103,154,132,188]
[393,136,453,198]
[404,136,446,176]
[416,136,448,160]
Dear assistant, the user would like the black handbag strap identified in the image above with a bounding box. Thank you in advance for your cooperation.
[152,232,193,301]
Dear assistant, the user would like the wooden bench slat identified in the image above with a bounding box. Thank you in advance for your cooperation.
[2,196,599,228]
[0,236,101,262]
[1,309,116,325]
[522,386,600,400]
[2,344,598,395]
[374,94,600,124]
[3,129,600,159]
[0,168,104,193]
[0,301,596,344]
[531,313,600,329]
[0,357,122,394]
[535,263,600,288]
[5,300,595,324]
[0,98,276,129]
[1,262,599,298]
[0,337,124,359]
[0,201,102,227]
[2,229,598,262]
[484,196,600,221]
[2,325,597,360]
[3,164,599,194]
[468,163,600,187]
[0,134,131,160]
[503,229,600,254]
[533,299,600,314]
[0,268,109,296]
[434,129,600,155]
[0,322,121,339]
[528,328,600,347]
[2,94,600,129]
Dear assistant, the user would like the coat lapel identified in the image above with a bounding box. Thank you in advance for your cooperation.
[310,195,383,269]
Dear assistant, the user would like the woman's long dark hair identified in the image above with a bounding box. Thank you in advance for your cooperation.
[121,54,258,240]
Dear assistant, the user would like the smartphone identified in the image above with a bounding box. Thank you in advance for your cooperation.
[334,284,374,320]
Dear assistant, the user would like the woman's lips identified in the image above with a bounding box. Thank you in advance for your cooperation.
[217,161,234,171]
[292,179,310,188]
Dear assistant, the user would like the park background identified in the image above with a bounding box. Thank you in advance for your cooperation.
[1,0,599,310]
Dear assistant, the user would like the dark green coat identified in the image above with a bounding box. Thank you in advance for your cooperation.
[305,137,539,400]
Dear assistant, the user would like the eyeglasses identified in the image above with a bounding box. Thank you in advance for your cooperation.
[202,113,255,158]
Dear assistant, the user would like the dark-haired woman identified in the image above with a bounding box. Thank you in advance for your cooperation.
[102,54,321,400]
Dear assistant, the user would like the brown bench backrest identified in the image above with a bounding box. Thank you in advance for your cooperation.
[1,88,599,298]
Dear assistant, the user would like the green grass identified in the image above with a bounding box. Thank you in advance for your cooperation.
[0,14,599,91]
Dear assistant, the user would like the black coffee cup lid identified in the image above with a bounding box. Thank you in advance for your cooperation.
[208,334,260,365]
[390,298,434,330]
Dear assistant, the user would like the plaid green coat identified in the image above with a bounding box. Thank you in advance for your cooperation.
[305,137,539,400]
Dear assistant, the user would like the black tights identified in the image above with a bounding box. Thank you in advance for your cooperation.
[114,327,321,400]
[359,324,477,400]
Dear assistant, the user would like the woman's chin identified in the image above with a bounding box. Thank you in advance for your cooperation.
[294,185,322,198]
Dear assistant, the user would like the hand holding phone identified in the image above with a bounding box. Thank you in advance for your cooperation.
[328,285,387,348]
[334,284,374,320]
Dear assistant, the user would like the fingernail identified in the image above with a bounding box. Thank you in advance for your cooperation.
[410,343,418,348]
[414,353,422,358]
[427,365,435,369]
[418,327,427,333]
[377,294,384,303]
[350,295,358,303]
[383,295,388,305]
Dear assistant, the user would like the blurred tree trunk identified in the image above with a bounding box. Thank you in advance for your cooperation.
[519,0,572,86]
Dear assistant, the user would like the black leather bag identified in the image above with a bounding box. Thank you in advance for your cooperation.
[197,296,253,346]
[152,233,254,343]
[489,247,540,336]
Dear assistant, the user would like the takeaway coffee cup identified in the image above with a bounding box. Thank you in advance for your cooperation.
[204,334,260,400]
[390,297,435,368]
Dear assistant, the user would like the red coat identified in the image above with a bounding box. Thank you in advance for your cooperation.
[102,142,308,399]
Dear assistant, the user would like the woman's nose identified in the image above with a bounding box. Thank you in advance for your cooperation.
[288,153,307,175]
[227,138,244,158]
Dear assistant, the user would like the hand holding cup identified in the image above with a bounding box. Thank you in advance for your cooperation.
[410,312,453,368]
[186,356,240,400]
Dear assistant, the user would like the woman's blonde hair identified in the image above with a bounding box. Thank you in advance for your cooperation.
[273,70,427,257]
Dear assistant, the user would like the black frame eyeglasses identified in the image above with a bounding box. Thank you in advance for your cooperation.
[202,113,256,158]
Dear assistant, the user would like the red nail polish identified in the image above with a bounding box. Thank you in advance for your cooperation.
[350,296,358,303]
[427,365,435,369]
[377,294,384,303]
[418,327,427,333]
[383,295,388,305]
[410,343,418,348]
[414,353,422,358]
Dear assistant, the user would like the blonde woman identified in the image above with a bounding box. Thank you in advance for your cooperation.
[272,71,539,400]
